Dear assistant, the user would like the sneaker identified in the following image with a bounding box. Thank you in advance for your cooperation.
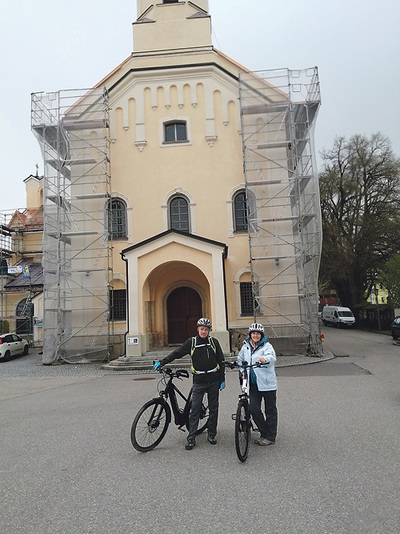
[254,437,275,446]
[185,440,196,450]
[207,435,217,445]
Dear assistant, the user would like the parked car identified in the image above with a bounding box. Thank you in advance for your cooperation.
[392,316,400,340]
[0,333,29,361]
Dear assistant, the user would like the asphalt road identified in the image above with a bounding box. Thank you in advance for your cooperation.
[1,329,399,534]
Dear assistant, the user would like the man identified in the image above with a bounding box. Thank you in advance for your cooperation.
[153,318,225,450]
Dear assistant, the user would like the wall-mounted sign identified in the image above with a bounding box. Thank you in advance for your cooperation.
[8,266,23,274]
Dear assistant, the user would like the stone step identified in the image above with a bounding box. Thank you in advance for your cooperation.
[103,348,236,371]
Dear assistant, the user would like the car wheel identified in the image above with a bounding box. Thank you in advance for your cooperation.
[23,345,29,355]
[4,350,11,361]
[393,332,399,341]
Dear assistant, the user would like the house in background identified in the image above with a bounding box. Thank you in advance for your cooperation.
[0,174,44,346]
[31,0,322,364]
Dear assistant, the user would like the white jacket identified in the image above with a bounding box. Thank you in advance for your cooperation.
[237,335,277,391]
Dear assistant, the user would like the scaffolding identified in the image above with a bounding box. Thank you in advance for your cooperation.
[0,208,43,341]
[31,88,112,364]
[239,67,322,354]
[0,210,15,330]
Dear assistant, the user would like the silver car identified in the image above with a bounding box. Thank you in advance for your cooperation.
[0,333,29,361]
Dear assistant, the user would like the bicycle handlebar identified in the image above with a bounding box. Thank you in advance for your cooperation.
[156,366,189,379]
[226,360,269,370]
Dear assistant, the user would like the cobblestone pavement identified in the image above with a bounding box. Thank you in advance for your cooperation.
[0,347,333,379]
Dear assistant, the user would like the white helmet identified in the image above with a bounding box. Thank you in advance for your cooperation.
[248,323,264,334]
[197,317,212,329]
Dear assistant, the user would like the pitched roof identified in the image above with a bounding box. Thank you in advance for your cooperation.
[122,229,228,256]
[8,207,44,231]
[5,264,43,290]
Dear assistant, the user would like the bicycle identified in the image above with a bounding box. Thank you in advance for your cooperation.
[130,366,209,452]
[230,360,267,462]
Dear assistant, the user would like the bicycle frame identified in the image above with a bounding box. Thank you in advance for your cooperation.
[237,359,268,399]
[230,360,267,462]
[131,366,210,452]
[158,369,192,429]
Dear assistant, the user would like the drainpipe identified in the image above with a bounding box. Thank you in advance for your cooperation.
[119,250,129,360]
[222,246,230,353]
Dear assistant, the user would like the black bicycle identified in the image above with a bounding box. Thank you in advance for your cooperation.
[131,366,209,452]
[230,360,266,462]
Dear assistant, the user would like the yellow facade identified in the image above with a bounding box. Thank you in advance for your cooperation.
[27,1,319,361]
[0,175,43,345]
[100,1,262,356]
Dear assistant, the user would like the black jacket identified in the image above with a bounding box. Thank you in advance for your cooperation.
[161,335,225,385]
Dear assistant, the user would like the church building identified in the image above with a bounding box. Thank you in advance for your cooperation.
[30,0,322,363]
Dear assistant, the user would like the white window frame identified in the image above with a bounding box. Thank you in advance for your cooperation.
[159,117,192,147]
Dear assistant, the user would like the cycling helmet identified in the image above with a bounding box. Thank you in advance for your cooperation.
[248,323,264,335]
[197,317,212,329]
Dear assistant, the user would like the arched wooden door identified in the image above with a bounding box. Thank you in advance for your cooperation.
[167,287,202,344]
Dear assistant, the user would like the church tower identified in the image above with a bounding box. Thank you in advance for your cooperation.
[134,0,211,54]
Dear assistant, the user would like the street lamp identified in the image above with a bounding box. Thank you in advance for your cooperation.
[374,285,381,331]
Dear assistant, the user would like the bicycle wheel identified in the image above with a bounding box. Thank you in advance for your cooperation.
[235,399,250,462]
[185,391,210,435]
[131,398,171,452]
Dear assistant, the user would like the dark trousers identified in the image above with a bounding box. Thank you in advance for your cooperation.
[249,385,278,441]
[188,381,220,441]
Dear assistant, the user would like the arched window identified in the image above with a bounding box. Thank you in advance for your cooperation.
[169,196,190,232]
[16,298,34,334]
[164,121,188,143]
[233,190,256,233]
[233,190,248,232]
[109,198,127,239]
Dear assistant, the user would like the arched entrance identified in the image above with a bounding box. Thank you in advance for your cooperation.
[167,287,202,344]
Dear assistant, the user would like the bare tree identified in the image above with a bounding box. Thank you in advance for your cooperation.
[319,133,400,309]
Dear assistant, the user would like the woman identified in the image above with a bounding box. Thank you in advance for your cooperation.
[237,323,278,446]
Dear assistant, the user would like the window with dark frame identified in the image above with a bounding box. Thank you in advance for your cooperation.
[110,290,127,321]
[169,196,190,232]
[234,191,248,232]
[16,299,34,334]
[163,0,179,3]
[164,121,188,143]
[240,281,259,316]
[109,199,127,239]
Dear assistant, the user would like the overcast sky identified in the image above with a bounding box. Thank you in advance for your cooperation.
[1,0,399,211]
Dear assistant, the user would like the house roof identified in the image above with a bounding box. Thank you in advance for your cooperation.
[5,264,43,290]
[8,207,44,231]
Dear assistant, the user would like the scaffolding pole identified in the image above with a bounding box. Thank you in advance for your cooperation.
[31,88,112,364]
[239,67,322,355]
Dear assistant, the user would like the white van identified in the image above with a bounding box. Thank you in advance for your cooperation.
[322,306,355,328]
